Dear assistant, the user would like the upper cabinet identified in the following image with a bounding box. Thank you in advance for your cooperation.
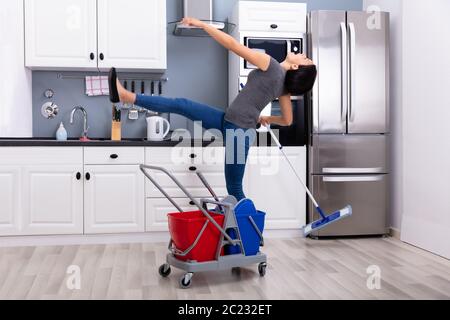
[232,1,307,34]
[97,0,166,71]
[24,0,97,70]
[24,0,167,72]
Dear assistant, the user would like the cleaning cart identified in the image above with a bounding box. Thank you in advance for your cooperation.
[140,164,267,289]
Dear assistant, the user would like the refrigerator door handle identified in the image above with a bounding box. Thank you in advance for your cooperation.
[348,22,356,123]
[323,176,384,183]
[323,167,385,174]
[340,22,348,123]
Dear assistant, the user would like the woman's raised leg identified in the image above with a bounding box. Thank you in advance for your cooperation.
[114,77,224,130]
[134,95,224,131]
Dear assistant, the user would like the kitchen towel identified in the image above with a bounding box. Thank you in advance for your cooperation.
[85,76,109,96]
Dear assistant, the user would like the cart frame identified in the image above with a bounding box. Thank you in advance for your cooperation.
[140,164,267,288]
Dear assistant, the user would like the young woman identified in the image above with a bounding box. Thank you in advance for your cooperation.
[108,17,317,202]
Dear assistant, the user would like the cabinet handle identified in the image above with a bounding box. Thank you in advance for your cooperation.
[85,172,91,181]
[90,52,95,60]
[99,53,104,61]
[189,166,197,172]
[270,24,278,29]
[76,172,81,180]
[110,154,119,159]
[190,153,197,159]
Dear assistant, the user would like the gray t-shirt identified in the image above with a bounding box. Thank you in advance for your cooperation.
[225,57,287,129]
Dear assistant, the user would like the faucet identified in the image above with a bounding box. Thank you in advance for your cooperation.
[70,106,89,141]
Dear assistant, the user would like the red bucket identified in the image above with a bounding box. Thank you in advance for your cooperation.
[168,210,225,262]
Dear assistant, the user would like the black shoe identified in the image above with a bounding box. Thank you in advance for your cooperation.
[108,67,120,103]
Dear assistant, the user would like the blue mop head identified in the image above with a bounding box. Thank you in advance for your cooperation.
[303,205,353,237]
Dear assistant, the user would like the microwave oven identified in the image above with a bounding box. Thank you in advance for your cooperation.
[240,36,304,75]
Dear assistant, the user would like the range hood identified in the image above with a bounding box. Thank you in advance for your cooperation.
[172,0,234,37]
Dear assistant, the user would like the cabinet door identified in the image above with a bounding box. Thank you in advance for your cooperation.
[97,0,167,71]
[238,2,307,33]
[84,165,144,234]
[145,147,227,198]
[22,166,83,235]
[24,0,97,69]
[245,147,307,229]
[0,167,21,236]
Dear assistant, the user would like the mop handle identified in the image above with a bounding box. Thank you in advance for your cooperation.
[268,128,320,209]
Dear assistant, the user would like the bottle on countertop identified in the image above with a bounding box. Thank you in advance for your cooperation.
[56,122,68,141]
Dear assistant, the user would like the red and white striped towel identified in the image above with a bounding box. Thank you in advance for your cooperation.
[85,76,109,96]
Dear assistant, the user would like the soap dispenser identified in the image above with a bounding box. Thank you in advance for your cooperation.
[56,122,68,141]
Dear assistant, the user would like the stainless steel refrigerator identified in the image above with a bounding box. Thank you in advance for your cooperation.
[307,11,390,237]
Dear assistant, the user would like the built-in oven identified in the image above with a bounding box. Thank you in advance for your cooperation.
[236,33,307,146]
[240,35,304,76]
[255,99,308,147]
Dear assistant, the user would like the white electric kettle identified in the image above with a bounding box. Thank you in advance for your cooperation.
[146,116,170,141]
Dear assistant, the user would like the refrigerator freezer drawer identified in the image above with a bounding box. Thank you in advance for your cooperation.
[310,174,389,237]
[309,134,389,174]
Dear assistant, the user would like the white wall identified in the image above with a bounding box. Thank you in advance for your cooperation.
[400,0,450,259]
[363,0,403,232]
[365,0,450,258]
[0,0,32,137]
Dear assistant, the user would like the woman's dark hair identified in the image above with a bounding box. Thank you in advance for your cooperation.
[284,65,317,96]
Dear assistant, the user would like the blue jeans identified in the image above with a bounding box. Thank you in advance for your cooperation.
[134,95,256,201]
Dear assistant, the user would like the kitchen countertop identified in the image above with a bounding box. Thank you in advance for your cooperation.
[0,137,219,147]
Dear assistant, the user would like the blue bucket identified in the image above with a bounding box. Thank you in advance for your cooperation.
[224,199,265,256]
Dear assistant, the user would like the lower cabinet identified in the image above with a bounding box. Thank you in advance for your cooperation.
[0,166,21,236]
[245,147,307,230]
[22,165,84,235]
[145,146,307,232]
[144,147,227,198]
[0,147,84,236]
[144,146,227,232]
[84,165,145,234]
[0,146,307,237]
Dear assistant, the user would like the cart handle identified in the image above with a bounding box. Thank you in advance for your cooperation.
[196,171,219,202]
[140,164,238,245]
[201,199,233,209]
[248,216,264,247]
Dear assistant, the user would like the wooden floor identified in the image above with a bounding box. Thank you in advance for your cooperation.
[0,237,449,300]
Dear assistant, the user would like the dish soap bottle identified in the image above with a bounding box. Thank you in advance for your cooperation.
[56,122,68,141]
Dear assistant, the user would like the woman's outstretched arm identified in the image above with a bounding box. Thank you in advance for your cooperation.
[259,95,293,127]
[181,17,271,71]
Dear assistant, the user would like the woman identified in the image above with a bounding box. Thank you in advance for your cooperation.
[108,17,317,202]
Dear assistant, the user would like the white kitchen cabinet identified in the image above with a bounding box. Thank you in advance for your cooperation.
[0,167,21,236]
[145,147,228,198]
[0,147,84,236]
[84,165,144,234]
[97,0,167,71]
[146,198,203,232]
[24,0,166,71]
[245,147,307,230]
[22,165,84,235]
[232,1,307,34]
[24,0,98,70]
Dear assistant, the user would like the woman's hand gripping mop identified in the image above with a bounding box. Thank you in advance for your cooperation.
[263,125,352,236]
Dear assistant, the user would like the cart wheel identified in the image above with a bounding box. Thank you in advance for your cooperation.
[258,263,267,277]
[158,264,171,278]
[179,273,193,289]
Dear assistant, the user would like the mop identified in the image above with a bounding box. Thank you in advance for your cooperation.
[267,127,352,236]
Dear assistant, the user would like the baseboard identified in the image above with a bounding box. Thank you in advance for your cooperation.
[389,227,401,239]
[401,215,450,259]
[0,232,171,248]
[0,229,303,248]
